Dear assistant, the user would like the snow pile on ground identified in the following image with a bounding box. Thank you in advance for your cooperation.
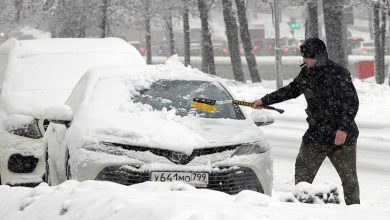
[292,182,340,204]
[0,181,389,220]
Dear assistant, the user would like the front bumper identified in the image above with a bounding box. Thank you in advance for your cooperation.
[73,145,272,195]
[96,165,264,195]
[0,134,45,186]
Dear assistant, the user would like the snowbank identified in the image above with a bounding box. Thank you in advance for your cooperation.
[0,181,388,220]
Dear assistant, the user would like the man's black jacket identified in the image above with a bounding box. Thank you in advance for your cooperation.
[261,59,359,147]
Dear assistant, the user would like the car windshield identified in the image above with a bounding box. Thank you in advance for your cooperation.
[132,80,245,119]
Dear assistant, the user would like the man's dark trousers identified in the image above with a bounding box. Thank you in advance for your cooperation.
[295,142,360,205]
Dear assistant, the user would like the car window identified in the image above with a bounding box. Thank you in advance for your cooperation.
[132,80,245,120]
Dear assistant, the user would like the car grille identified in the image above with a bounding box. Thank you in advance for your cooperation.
[95,166,263,195]
[102,142,241,165]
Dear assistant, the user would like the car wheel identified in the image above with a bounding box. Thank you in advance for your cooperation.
[65,150,72,180]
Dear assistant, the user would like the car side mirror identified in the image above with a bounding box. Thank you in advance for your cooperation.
[250,110,274,126]
[44,105,73,128]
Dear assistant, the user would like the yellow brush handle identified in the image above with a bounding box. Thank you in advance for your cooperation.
[232,100,253,107]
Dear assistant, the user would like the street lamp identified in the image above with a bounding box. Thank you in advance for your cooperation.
[0,32,5,37]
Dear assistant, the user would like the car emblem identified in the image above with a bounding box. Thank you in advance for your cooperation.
[168,151,191,164]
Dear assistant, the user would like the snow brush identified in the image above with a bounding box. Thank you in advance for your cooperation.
[191,98,284,114]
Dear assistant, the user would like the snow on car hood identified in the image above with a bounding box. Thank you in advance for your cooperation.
[64,57,266,154]
[67,110,265,155]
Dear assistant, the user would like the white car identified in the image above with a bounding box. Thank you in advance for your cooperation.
[0,37,146,186]
[351,41,375,55]
[44,58,273,195]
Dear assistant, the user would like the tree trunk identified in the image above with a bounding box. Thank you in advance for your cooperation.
[274,0,283,89]
[14,0,23,23]
[377,6,386,84]
[235,0,261,82]
[222,0,245,82]
[322,0,347,68]
[380,7,386,84]
[100,0,109,38]
[183,0,191,66]
[78,13,87,38]
[165,14,175,56]
[388,10,390,86]
[197,0,216,75]
[368,7,373,40]
[373,3,382,84]
[305,0,318,39]
[145,0,152,64]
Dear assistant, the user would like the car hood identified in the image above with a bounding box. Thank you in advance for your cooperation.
[67,111,266,155]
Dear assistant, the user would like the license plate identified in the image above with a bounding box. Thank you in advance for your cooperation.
[151,171,209,187]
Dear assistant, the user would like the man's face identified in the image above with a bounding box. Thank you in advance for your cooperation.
[303,57,317,68]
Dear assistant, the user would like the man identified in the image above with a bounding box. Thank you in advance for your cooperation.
[253,38,360,205]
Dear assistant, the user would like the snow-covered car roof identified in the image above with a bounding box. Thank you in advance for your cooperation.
[0,37,146,117]
[64,57,266,154]
[66,56,222,112]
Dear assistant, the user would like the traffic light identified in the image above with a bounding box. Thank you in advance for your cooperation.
[289,17,300,29]
[291,23,301,29]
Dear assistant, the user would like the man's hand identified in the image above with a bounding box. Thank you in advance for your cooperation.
[252,99,263,109]
[335,130,347,145]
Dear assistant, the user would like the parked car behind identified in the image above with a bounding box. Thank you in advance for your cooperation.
[43,58,273,195]
[346,37,364,55]
[0,37,146,186]
[128,41,145,56]
[351,41,375,55]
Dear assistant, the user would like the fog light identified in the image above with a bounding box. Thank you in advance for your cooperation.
[8,154,39,173]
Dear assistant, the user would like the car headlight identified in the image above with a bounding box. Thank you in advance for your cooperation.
[232,142,268,157]
[4,114,43,139]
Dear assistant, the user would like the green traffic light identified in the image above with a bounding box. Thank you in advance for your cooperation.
[291,23,300,29]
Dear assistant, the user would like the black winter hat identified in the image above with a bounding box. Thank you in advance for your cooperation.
[300,38,328,60]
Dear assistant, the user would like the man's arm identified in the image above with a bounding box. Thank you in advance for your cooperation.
[335,70,359,132]
[333,69,359,145]
[254,68,307,108]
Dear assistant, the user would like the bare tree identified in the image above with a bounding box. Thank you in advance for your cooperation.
[197,0,216,75]
[100,0,109,38]
[182,0,191,66]
[322,0,348,68]
[145,0,152,64]
[164,2,175,56]
[305,0,318,39]
[222,0,245,82]
[379,5,386,84]
[235,0,261,82]
[389,10,390,86]
[14,0,23,23]
[373,2,385,84]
